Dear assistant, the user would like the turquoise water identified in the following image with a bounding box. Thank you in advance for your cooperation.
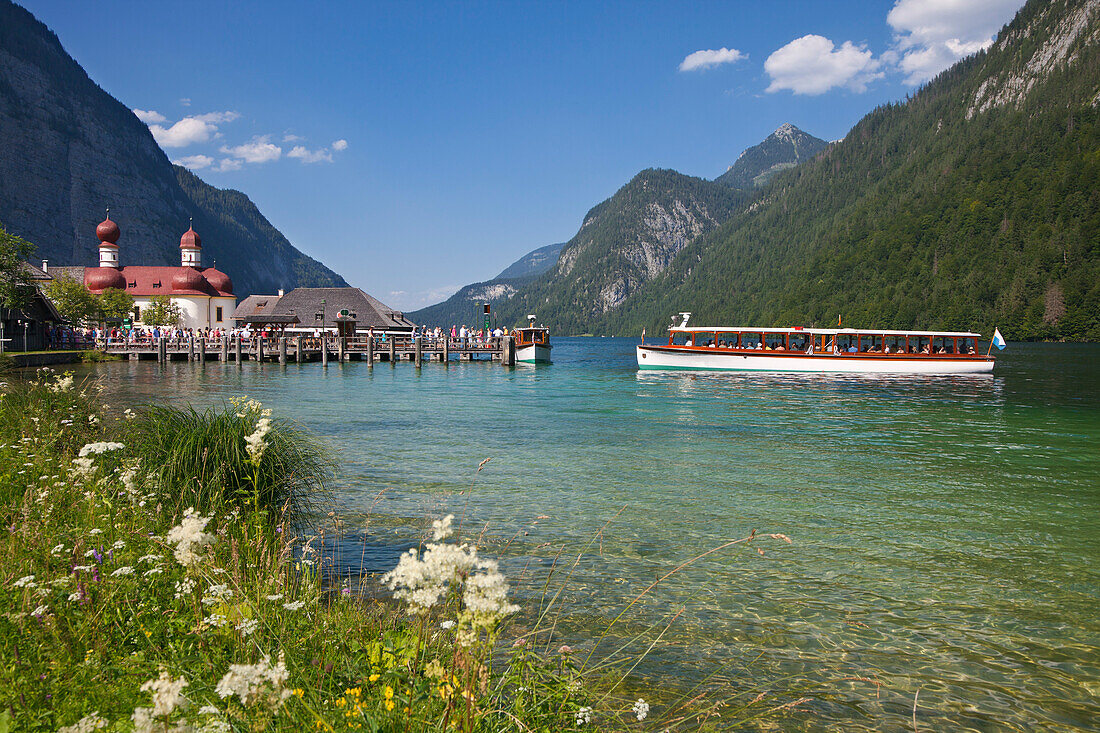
[79,340,1099,730]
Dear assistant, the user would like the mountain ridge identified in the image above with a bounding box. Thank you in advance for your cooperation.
[0,0,347,297]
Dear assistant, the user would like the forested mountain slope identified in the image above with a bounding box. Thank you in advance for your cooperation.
[0,1,346,296]
[716,124,828,189]
[601,0,1100,340]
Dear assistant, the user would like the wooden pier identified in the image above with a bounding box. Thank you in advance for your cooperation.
[103,335,516,366]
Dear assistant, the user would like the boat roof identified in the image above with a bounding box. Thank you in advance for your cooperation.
[670,327,983,337]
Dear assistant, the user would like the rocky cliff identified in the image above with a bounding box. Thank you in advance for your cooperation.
[0,1,346,296]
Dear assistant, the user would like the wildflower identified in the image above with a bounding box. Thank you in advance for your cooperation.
[265,593,284,601]
[215,653,292,708]
[88,528,103,536]
[137,554,161,564]
[282,600,305,611]
[111,540,126,550]
[207,584,233,599]
[142,567,163,577]
[432,514,454,541]
[205,614,229,628]
[512,637,526,647]
[14,575,36,588]
[198,705,219,715]
[110,566,135,577]
[236,618,260,636]
[633,698,650,721]
[48,374,74,393]
[73,564,94,573]
[71,457,95,477]
[369,672,382,682]
[68,592,82,602]
[77,441,125,457]
[174,578,197,598]
[440,620,455,630]
[166,508,215,567]
[244,412,273,465]
[32,605,48,618]
[51,544,66,555]
[558,645,574,654]
[575,706,592,725]
[140,671,189,717]
[57,712,108,732]
[199,721,231,733]
[383,686,394,700]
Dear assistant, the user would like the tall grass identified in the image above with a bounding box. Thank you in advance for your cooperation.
[123,400,334,522]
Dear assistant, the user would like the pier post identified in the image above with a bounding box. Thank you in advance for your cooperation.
[338,335,345,363]
[388,337,395,364]
[235,334,243,365]
[157,337,166,364]
[257,336,265,363]
[187,336,195,362]
[279,337,287,365]
[198,336,206,363]
[321,334,328,366]
[503,335,515,366]
[414,336,422,368]
[443,337,450,364]
[366,336,374,366]
[220,335,228,362]
[295,337,302,363]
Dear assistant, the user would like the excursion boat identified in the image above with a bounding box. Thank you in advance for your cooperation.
[514,316,552,364]
[636,314,995,374]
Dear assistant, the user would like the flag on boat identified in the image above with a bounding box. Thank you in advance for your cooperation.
[992,328,1006,350]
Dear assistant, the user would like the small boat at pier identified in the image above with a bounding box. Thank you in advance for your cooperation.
[514,316,552,364]
[636,314,995,374]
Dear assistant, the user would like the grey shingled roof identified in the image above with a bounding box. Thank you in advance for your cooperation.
[249,288,415,330]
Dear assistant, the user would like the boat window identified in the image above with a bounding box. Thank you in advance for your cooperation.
[763,333,787,350]
[912,336,931,354]
[716,332,739,348]
[886,335,908,354]
[859,334,884,353]
[932,336,954,354]
[670,331,690,346]
[739,332,763,350]
[959,337,976,354]
[789,333,810,352]
[836,334,858,353]
[694,331,716,347]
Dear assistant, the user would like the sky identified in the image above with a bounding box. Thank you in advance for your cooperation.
[22,0,1025,310]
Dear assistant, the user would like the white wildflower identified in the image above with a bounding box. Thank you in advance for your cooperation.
[143,567,164,577]
[205,613,229,628]
[244,413,273,464]
[14,575,36,588]
[575,706,592,725]
[51,544,66,555]
[88,528,104,536]
[71,457,95,477]
[265,594,284,601]
[440,620,455,630]
[83,550,98,558]
[174,578,197,599]
[48,374,74,393]
[432,513,455,541]
[206,584,232,599]
[110,566,135,577]
[198,705,219,715]
[199,721,231,733]
[137,554,162,564]
[111,540,126,550]
[462,559,520,623]
[236,618,260,636]
[68,592,82,602]
[214,653,292,708]
[58,712,108,732]
[633,698,650,721]
[77,441,124,457]
[32,604,48,617]
[166,508,215,568]
[140,670,189,717]
[73,565,94,573]
[282,600,305,611]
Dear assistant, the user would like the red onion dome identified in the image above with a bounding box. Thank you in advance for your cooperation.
[96,217,120,244]
[85,267,126,292]
[179,226,202,249]
[204,269,233,294]
[171,267,207,292]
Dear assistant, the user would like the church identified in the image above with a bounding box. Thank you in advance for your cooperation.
[80,214,237,329]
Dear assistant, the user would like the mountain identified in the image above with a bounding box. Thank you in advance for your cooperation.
[715,123,829,189]
[494,242,565,280]
[410,124,826,330]
[490,169,747,333]
[600,0,1100,341]
[0,1,346,297]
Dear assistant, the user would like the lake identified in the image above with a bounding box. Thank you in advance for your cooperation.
[75,339,1100,731]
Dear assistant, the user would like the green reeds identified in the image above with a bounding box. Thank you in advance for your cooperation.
[123,400,334,523]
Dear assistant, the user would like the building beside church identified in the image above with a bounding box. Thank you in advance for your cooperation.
[232,287,415,336]
[73,214,236,329]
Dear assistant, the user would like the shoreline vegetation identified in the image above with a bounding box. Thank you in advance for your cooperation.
[0,371,809,731]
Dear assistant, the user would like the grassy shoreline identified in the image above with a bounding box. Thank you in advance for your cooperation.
[0,371,805,731]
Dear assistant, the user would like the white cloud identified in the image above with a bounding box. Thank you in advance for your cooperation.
[174,154,214,170]
[332,139,348,151]
[887,0,1023,84]
[216,158,242,172]
[179,97,191,107]
[133,108,166,124]
[220,136,282,164]
[147,110,239,148]
[678,47,746,72]
[283,133,303,143]
[287,145,333,164]
[765,35,882,94]
[149,117,219,148]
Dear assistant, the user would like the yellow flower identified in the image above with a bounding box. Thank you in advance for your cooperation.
[383,686,394,700]
[368,673,380,683]
[335,697,347,708]
[293,688,305,698]
[385,699,395,711]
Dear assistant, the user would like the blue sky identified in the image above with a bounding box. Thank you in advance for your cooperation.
[23,0,1024,309]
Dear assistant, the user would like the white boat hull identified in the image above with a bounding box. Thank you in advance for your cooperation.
[636,345,994,374]
[517,343,552,364]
